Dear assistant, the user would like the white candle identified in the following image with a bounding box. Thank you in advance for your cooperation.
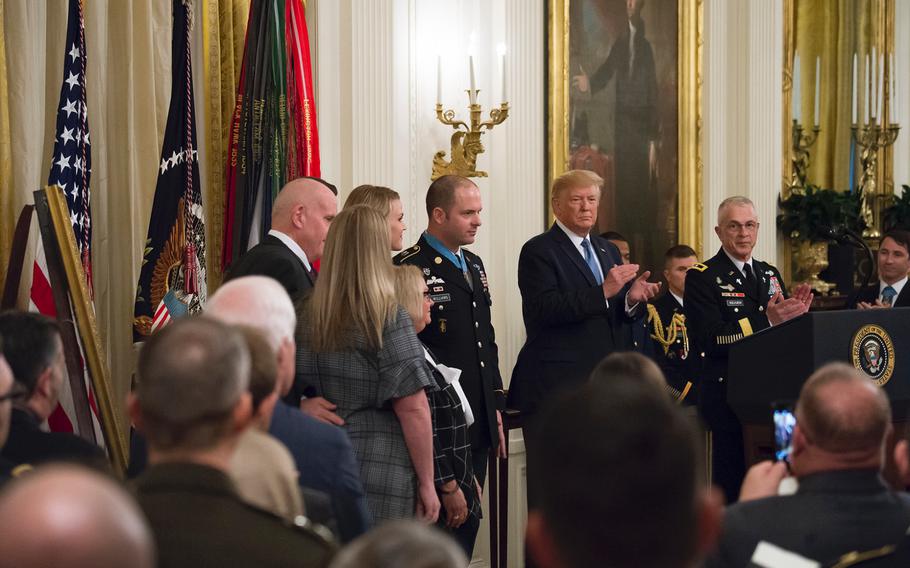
[865,53,870,124]
[792,53,801,123]
[877,54,884,122]
[501,53,508,103]
[852,53,858,124]
[469,56,476,104]
[814,56,821,126]
[436,56,442,106]
[871,47,877,120]
[892,52,898,124]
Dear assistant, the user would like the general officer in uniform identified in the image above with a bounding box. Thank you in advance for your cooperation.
[646,244,698,404]
[394,175,506,501]
[685,196,812,503]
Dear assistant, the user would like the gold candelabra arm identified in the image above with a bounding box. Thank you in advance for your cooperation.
[480,103,510,131]
[435,103,468,131]
[851,123,901,238]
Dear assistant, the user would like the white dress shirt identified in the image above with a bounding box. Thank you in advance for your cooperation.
[268,229,312,272]
[879,275,908,302]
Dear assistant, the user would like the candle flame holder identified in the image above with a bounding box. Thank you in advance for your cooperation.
[431,90,509,181]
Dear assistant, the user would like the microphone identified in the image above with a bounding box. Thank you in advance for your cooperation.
[820,225,875,291]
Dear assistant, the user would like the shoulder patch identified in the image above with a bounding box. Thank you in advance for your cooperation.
[394,245,420,263]
[689,263,708,272]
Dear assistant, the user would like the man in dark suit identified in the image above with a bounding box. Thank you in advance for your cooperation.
[509,169,660,509]
[847,229,910,309]
[226,176,338,301]
[131,317,335,567]
[707,363,910,567]
[0,311,107,472]
[647,244,698,404]
[394,176,505,479]
[685,196,812,503]
[207,276,371,543]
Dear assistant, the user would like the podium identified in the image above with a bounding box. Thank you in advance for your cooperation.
[728,308,910,424]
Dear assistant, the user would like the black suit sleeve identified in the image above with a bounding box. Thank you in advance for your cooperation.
[518,242,613,328]
[684,269,770,359]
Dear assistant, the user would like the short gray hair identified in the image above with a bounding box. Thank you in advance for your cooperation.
[716,196,756,225]
[136,317,250,451]
[206,276,296,352]
[329,521,467,568]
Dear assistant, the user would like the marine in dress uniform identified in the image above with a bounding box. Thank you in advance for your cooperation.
[684,248,788,503]
[394,233,505,487]
[646,292,694,404]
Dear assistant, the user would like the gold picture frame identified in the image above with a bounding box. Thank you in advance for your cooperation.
[547,0,703,257]
[45,185,129,474]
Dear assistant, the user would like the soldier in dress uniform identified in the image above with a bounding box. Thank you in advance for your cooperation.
[685,196,812,504]
[646,244,698,404]
[394,176,506,513]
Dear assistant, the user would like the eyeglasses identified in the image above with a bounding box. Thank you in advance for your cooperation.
[723,221,759,233]
[0,385,27,404]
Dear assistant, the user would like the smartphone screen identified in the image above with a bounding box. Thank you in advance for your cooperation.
[773,406,796,462]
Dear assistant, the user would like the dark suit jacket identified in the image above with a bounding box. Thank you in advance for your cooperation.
[269,401,370,543]
[508,225,632,414]
[226,234,314,301]
[707,470,910,568]
[647,293,696,403]
[1,408,108,472]
[394,235,504,450]
[847,280,910,309]
[134,462,335,568]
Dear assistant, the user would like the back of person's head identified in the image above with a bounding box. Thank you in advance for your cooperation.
[0,465,154,568]
[344,184,400,217]
[793,362,891,471]
[601,230,627,242]
[235,326,279,414]
[329,520,466,568]
[306,205,397,352]
[425,175,474,218]
[528,378,712,568]
[590,351,667,393]
[0,311,62,401]
[393,265,426,326]
[206,276,296,352]
[133,317,251,452]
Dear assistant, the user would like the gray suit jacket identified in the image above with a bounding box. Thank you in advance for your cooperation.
[707,469,910,568]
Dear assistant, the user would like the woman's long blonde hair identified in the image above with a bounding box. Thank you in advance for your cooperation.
[393,265,426,327]
[305,205,397,352]
[343,184,401,217]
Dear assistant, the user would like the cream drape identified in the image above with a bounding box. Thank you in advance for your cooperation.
[0,0,12,294]
[1,0,248,419]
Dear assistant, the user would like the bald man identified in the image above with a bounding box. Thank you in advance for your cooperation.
[708,363,910,567]
[0,465,154,568]
[227,177,338,300]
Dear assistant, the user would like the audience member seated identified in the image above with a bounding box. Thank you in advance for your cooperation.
[296,205,438,523]
[395,265,481,556]
[329,520,467,568]
[848,229,910,309]
[0,465,154,568]
[207,275,371,542]
[588,351,669,395]
[130,317,335,567]
[526,375,721,568]
[0,311,107,471]
[708,362,910,568]
[229,325,304,521]
[0,344,19,483]
[343,184,407,251]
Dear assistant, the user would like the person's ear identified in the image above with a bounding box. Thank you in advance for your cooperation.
[291,204,307,229]
[714,225,721,239]
[34,366,55,400]
[231,392,253,433]
[431,206,446,226]
[127,393,144,432]
[275,338,295,395]
[894,439,910,487]
[258,390,280,422]
[695,488,724,561]
[525,511,562,568]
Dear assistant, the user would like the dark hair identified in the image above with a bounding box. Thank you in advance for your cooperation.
[235,325,278,412]
[299,176,338,196]
[426,175,474,217]
[590,352,666,394]
[665,244,697,260]
[600,231,627,242]
[0,311,61,395]
[882,229,910,252]
[536,379,699,568]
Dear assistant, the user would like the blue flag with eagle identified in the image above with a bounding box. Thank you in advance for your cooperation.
[133,0,206,341]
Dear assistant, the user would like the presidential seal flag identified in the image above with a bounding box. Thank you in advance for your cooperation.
[221,0,320,271]
[133,0,206,341]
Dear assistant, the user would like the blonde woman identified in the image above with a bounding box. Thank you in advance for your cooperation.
[296,205,439,523]
[343,184,406,251]
[394,265,481,557]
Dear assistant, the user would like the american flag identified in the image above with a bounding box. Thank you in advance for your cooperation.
[29,0,100,439]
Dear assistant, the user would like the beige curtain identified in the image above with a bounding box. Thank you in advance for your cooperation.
[795,0,880,190]
[1,0,249,418]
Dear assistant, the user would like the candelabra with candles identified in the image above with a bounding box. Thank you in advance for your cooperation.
[432,54,510,180]
[850,49,900,238]
[789,53,822,192]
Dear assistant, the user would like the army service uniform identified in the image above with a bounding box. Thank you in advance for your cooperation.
[684,248,788,503]
[646,293,695,404]
[395,234,505,486]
